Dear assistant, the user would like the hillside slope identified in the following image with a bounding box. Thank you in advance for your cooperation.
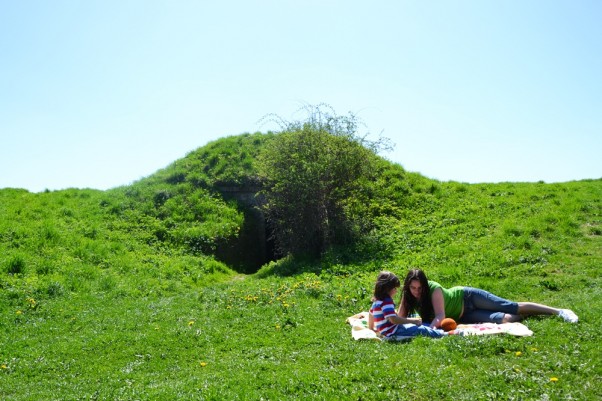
[2,132,600,303]
[1,132,601,400]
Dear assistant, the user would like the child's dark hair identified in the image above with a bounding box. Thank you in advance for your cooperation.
[373,271,401,301]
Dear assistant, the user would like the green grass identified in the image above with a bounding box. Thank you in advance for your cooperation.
[2,271,599,400]
[1,134,601,400]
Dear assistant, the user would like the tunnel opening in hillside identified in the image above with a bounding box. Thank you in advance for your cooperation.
[214,186,276,273]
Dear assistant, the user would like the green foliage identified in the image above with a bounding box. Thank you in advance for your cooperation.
[257,104,390,258]
[0,130,601,399]
[115,132,275,271]
[0,187,237,308]
[1,264,600,400]
[145,132,272,188]
[4,254,26,275]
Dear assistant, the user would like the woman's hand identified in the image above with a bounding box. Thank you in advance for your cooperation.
[430,316,443,329]
[408,317,422,326]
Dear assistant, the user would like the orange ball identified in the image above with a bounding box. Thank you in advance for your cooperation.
[441,318,457,332]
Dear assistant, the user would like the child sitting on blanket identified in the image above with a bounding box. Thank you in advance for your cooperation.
[369,271,447,339]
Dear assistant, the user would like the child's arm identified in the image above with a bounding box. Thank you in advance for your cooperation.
[368,312,375,331]
[388,315,422,326]
[397,297,422,325]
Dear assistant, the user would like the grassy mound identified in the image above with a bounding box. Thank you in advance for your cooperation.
[1,131,600,399]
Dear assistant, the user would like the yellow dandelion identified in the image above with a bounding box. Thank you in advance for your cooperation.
[200,362,207,367]
[515,351,522,357]
[188,320,195,326]
[16,310,22,315]
[550,377,559,382]
[275,324,281,330]
[1,364,7,369]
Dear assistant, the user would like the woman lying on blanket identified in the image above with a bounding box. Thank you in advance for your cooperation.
[398,268,579,329]
[368,271,446,338]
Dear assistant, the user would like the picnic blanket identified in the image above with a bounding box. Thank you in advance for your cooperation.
[346,312,533,341]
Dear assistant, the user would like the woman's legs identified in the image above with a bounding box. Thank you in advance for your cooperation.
[519,302,578,322]
[461,308,522,324]
[461,288,578,323]
[517,302,559,316]
[461,287,520,324]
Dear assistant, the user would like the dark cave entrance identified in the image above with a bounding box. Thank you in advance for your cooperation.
[215,186,276,274]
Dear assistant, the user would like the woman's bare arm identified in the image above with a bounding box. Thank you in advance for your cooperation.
[397,295,422,325]
[430,288,446,328]
[397,295,406,316]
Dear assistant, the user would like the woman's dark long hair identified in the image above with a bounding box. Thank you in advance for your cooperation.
[400,269,433,320]
[372,271,401,301]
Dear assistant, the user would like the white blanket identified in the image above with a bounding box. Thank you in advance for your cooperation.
[346,312,533,341]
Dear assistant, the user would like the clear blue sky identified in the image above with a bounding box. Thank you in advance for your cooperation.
[2,1,601,192]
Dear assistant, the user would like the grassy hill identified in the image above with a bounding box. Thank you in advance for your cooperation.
[1,132,601,400]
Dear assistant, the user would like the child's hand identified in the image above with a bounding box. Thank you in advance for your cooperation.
[411,317,422,326]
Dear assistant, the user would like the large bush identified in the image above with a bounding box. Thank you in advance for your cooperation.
[256,105,390,258]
